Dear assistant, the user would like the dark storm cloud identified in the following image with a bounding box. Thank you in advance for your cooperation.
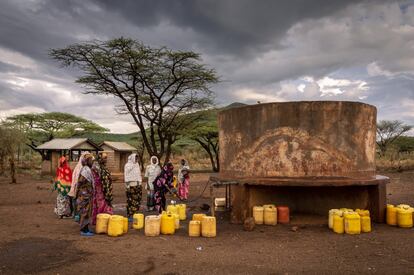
[92,0,366,55]
[0,0,413,132]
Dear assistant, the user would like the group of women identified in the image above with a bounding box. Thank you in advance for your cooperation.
[53,152,190,236]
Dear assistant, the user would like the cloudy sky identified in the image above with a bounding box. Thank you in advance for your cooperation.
[0,0,413,133]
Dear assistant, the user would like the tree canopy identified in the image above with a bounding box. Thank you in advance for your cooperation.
[376,120,412,156]
[50,37,218,163]
[3,112,108,159]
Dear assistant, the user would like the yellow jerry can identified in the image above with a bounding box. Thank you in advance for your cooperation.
[328,209,341,229]
[107,215,124,237]
[333,214,344,234]
[192,213,207,222]
[123,217,129,234]
[133,213,144,230]
[177,204,187,220]
[344,213,361,235]
[201,216,216,237]
[167,204,178,215]
[253,206,264,225]
[263,205,277,226]
[161,213,175,235]
[397,208,413,228]
[95,213,111,234]
[356,209,370,217]
[189,220,201,237]
[386,204,398,226]
[144,215,161,237]
[361,216,371,233]
[173,213,180,229]
[396,204,411,209]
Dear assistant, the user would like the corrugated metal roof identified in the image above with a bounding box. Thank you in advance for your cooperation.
[101,141,137,152]
[37,138,100,150]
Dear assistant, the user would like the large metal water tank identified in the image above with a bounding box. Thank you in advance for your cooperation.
[218,101,377,179]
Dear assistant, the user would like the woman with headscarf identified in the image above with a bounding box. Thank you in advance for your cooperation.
[97,153,113,207]
[153,162,175,213]
[76,153,95,236]
[68,152,90,221]
[178,159,190,200]
[91,155,113,224]
[53,156,73,218]
[144,156,161,211]
[124,153,142,220]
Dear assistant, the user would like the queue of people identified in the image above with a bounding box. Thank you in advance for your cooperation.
[52,153,190,236]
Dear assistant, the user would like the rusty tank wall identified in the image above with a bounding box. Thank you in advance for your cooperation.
[218,101,377,179]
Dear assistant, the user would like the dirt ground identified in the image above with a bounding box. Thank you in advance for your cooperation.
[0,171,413,275]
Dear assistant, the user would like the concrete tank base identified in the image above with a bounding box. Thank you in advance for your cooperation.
[226,175,389,223]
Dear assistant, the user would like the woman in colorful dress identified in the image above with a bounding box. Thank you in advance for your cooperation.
[153,162,175,213]
[178,159,190,200]
[68,152,90,221]
[144,156,161,211]
[98,153,113,208]
[76,153,95,236]
[91,155,113,225]
[124,153,142,220]
[53,156,73,218]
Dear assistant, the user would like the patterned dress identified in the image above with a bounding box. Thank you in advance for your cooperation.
[98,159,113,207]
[76,167,94,231]
[92,163,113,224]
[53,157,73,217]
[126,184,142,217]
[154,163,174,213]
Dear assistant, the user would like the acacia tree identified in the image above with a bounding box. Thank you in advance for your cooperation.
[50,38,218,164]
[377,120,412,156]
[0,126,25,183]
[4,112,108,160]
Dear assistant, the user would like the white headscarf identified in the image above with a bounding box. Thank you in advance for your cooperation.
[68,151,90,197]
[145,156,161,190]
[124,153,142,184]
[80,165,95,185]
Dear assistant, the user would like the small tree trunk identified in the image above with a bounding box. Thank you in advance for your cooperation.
[9,156,16,184]
[0,156,5,176]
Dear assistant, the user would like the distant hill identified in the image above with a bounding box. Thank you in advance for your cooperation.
[77,102,248,147]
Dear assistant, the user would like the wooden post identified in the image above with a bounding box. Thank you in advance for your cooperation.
[210,181,215,217]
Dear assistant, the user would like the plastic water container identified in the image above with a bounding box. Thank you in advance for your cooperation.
[145,215,161,237]
[123,217,129,234]
[167,205,178,215]
[397,208,413,228]
[189,220,201,237]
[264,205,277,226]
[133,213,144,230]
[173,213,180,229]
[161,213,175,235]
[344,213,361,235]
[253,206,264,225]
[192,213,206,222]
[277,206,290,224]
[333,213,344,234]
[356,209,370,217]
[361,216,371,233]
[95,213,111,234]
[107,215,124,237]
[201,216,216,237]
[328,209,340,229]
[177,204,187,220]
[386,204,397,226]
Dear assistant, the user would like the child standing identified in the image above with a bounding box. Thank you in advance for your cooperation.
[178,159,190,200]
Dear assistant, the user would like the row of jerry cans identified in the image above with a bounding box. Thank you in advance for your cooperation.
[96,214,130,237]
[386,204,414,228]
[252,205,290,225]
[189,214,216,237]
[329,208,371,234]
